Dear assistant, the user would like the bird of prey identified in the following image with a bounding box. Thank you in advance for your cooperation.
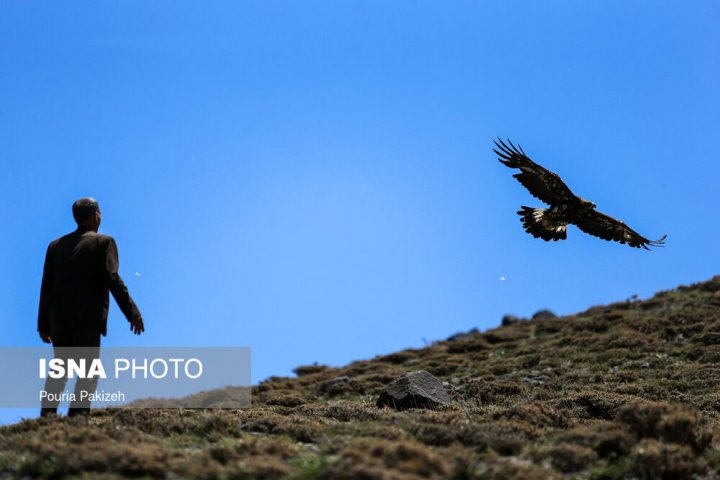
[494,138,666,250]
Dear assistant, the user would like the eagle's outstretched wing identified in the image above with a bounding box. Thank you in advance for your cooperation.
[572,209,667,250]
[494,138,577,205]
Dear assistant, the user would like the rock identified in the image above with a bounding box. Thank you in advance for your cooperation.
[446,328,479,342]
[532,309,557,321]
[377,370,452,411]
[320,375,350,392]
[502,315,523,326]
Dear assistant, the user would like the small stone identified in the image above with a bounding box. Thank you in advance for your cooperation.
[446,328,479,342]
[532,309,557,321]
[524,374,550,385]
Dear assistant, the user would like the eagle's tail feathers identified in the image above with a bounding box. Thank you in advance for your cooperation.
[517,206,567,242]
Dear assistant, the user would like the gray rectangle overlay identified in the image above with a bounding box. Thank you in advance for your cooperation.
[0,347,251,408]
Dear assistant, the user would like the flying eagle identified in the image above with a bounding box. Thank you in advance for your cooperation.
[494,138,666,250]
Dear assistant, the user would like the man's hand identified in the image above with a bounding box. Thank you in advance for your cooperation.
[130,316,144,335]
[39,331,52,344]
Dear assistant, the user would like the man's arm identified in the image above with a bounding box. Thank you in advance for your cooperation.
[37,242,54,341]
[104,237,143,333]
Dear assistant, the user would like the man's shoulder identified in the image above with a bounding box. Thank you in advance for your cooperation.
[95,233,117,245]
[48,231,74,248]
[50,230,115,249]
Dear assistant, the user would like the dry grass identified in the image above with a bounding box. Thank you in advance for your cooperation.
[2,276,720,478]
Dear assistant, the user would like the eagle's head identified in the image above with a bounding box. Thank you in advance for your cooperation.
[580,198,597,209]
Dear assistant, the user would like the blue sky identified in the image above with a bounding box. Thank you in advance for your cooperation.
[1,1,718,423]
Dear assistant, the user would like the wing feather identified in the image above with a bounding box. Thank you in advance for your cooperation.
[494,138,577,205]
[572,209,667,250]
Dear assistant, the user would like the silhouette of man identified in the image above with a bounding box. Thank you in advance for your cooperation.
[38,197,144,417]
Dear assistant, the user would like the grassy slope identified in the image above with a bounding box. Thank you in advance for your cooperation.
[2,277,720,479]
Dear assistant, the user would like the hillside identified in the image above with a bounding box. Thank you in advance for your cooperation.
[2,277,720,479]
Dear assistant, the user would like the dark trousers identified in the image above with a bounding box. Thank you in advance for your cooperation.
[40,320,102,417]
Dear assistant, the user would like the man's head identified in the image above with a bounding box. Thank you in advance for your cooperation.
[72,197,101,231]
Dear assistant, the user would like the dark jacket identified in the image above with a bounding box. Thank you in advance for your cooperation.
[37,226,141,336]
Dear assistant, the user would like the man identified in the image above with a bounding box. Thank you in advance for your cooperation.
[38,197,144,417]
